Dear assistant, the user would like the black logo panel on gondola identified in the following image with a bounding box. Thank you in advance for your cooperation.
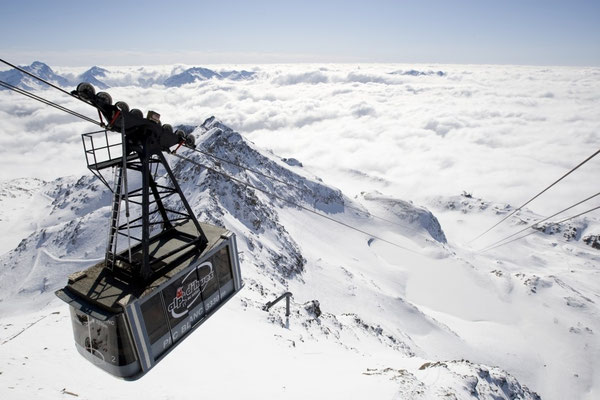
[161,267,206,343]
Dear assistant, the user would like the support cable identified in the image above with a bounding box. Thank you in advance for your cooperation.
[478,191,600,252]
[468,147,600,244]
[172,152,424,255]
[480,204,600,253]
[0,80,102,126]
[0,58,93,106]
[184,145,422,234]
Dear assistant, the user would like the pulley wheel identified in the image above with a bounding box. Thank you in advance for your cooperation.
[76,82,95,100]
[115,101,129,113]
[162,124,173,134]
[130,108,143,119]
[96,92,113,106]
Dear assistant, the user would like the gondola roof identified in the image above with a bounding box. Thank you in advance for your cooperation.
[59,221,229,313]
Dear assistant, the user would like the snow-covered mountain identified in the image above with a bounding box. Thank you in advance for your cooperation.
[0,61,255,90]
[219,69,256,80]
[164,66,221,86]
[164,67,256,87]
[78,66,110,89]
[0,61,70,90]
[2,117,598,399]
[389,69,446,76]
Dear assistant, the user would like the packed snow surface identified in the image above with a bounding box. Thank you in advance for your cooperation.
[1,63,599,399]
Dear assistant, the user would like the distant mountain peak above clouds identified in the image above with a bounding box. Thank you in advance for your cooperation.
[219,69,256,80]
[86,66,108,77]
[2,61,448,93]
[164,66,256,87]
[1,61,257,90]
[164,66,220,87]
[79,66,110,89]
[0,61,70,90]
[389,69,446,77]
[28,61,52,74]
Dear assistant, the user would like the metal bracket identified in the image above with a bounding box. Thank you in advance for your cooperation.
[263,292,292,317]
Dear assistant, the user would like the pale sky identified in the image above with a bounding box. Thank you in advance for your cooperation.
[1,0,599,66]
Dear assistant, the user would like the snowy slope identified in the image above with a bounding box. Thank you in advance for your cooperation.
[2,118,598,399]
[0,178,48,254]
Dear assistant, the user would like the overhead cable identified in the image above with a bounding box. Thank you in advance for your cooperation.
[468,147,600,244]
[478,191,600,252]
[480,204,600,253]
[173,152,424,255]
[0,80,102,126]
[0,58,93,106]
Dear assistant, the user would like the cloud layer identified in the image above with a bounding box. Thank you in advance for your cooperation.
[1,63,599,216]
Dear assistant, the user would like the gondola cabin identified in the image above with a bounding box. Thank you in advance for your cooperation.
[53,82,244,379]
[56,222,242,379]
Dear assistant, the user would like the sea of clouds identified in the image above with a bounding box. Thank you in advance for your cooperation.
[1,63,598,217]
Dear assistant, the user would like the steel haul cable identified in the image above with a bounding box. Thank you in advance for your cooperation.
[480,204,600,252]
[478,191,600,252]
[0,58,93,106]
[0,79,102,126]
[468,147,600,244]
[173,152,425,255]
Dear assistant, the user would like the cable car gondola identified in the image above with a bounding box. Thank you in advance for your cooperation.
[54,82,243,379]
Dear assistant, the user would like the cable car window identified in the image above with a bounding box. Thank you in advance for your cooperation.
[113,314,137,365]
[198,259,220,311]
[214,246,234,298]
[140,294,169,344]
[215,246,232,286]
[69,308,136,366]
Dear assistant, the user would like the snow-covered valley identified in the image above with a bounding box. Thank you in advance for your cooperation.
[1,63,599,399]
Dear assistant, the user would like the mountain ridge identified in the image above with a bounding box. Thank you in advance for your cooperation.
[0,118,598,399]
[0,61,258,90]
